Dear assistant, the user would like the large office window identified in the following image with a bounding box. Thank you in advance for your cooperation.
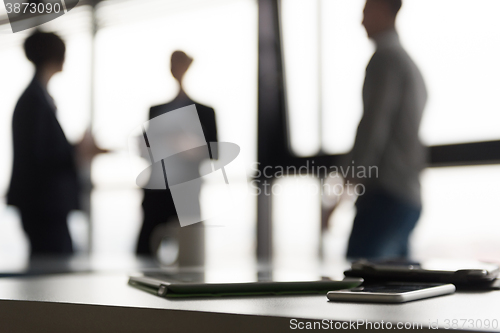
[283,0,500,155]
[92,0,258,258]
[415,165,500,261]
[280,0,321,157]
[399,0,500,146]
[0,0,258,262]
[278,0,500,262]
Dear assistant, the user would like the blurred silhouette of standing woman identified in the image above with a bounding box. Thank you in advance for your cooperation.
[7,31,103,256]
[136,51,218,255]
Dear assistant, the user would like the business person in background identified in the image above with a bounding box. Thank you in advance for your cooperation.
[343,0,427,259]
[7,31,104,255]
[136,50,218,255]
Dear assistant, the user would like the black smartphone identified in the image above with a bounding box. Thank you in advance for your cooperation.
[344,259,499,288]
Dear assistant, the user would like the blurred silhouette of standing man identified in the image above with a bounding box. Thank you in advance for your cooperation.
[8,31,105,255]
[136,51,218,255]
[344,0,427,259]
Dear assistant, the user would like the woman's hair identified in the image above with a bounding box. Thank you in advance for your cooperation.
[24,30,65,68]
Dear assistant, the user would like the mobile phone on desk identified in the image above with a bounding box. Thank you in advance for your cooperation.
[344,259,499,288]
[327,282,456,303]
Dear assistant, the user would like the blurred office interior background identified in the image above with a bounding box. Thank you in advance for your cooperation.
[0,0,500,269]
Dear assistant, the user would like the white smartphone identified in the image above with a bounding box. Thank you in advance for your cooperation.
[327,282,456,303]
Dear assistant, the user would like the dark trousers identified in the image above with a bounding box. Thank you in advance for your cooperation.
[346,188,421,260]
[136,190,178,255]
[20,208,73,255]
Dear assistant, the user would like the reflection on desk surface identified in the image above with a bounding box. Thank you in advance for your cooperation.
[0,254,158,278]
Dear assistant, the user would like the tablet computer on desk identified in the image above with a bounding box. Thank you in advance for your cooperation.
[129,269,363,298]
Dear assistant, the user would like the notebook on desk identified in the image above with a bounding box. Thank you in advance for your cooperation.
[128,269,363,298]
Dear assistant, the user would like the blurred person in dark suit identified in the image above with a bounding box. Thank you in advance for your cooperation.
[341,0,427,259]
[7,31,105,255]
[136,51,218,255]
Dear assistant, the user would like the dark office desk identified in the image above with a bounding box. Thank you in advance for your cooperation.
[0,271,498,333]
